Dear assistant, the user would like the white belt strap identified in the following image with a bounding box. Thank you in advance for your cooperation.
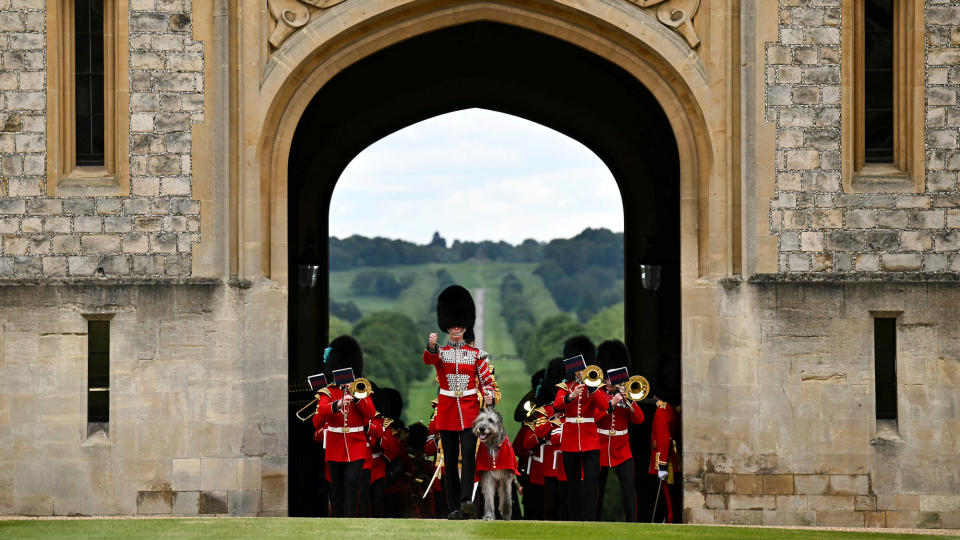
[564,416,594,424]
[371,452,383,459]
[597,428,628,436]
[327,426,364,434]
[439,388,477,398]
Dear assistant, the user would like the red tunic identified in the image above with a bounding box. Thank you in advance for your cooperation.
[648,400,680,475]
[553,382,610,453]
[474,435,520,482]
[597,398,644,467]
[423,343,496,431]
[367,416,403,483]
[313,386,377,463]
[549,425,566,481]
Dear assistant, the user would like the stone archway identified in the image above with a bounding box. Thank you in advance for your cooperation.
[251,0,723,284]
[244,0,725,517]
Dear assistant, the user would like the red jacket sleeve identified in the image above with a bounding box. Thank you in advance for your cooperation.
[628,401,645,425]
[355,395,377,422]
[424,434,438,456]
[553,387,569,412]
[518,425,540,451]
[423,348,440,366]
[313,392,335,429]
[589,388,611,421]
[382,429,404,461]
[532,418,553,441]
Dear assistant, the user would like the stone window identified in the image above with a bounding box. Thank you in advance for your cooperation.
[841,0,924,193]
[46,0,130,196]
[87,317,111,436]
[873,317,897,422]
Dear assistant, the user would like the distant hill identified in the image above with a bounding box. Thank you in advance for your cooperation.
[331,227,624,321]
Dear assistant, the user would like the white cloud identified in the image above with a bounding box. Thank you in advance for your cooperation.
[331,108,623,244]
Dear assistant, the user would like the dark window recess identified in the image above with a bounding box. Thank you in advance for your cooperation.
[88,320,110,426]
[75,0,105,167]
[874,317,897,421]
[863,0,894,164]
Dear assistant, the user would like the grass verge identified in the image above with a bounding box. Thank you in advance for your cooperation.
[0,518,949,540]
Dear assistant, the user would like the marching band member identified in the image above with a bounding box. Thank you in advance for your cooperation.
[553,336,610,522]
[649,353,682,523]
[423,286,498,519]
[595,340,644,522]
[313,336,378,518]
[367,388,405,517]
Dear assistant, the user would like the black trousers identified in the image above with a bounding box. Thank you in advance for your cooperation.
[522,480,543,520]
[596,459,637,522]
[370,477,384,517]
[357,469,371,517]
[440,429,478,509]
[328,460,364,517]
[543,477,560,521]
[563,450,600,521]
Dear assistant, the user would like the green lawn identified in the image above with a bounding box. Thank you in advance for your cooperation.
[0,518,949,540]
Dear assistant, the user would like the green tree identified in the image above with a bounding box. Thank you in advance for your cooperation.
[329,315,352,339]
[523,313,586,374]
[351,311,424,396]
[584,302,625,344]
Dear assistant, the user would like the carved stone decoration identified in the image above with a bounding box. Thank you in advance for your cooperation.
[267,0,348,50]
[629,0,701,49]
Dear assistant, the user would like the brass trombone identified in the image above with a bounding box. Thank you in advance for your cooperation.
[296,393,322,422]
[295,377,371,422]
[621,375,650,403]
[349,377,372,399]
[578,364,605,389]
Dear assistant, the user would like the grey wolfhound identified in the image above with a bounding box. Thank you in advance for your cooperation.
[472,407,513,521]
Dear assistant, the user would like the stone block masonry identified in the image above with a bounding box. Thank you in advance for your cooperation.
[0,2,202,277]
[767,0,960,273]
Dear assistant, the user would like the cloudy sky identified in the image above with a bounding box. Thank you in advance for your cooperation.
[330,108,624,245]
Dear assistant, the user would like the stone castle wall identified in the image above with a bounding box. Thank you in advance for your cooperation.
[0,280,287,516]
[682,279,960,528]
[0,0,202,278]
[767,0,960,273]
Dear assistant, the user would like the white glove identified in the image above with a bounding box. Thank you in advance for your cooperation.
[658,469,668,481]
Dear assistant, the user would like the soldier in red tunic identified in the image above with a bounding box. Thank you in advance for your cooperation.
[553,336,611,522]
[594,340,645,522]
[423,285,498,519]
[313,336,378,517]
[648,353,681,523]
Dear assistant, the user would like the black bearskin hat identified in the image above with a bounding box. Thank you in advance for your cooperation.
[406,422,428,454]
[652,352,681,406]
[436,285,475,333]
[324,335,364,381]
[562,335,596,375]
[464,328,475,343]
[530,368,545,391]
[597,339,631,374]
[384,387,403,419]
[535,357,565,406]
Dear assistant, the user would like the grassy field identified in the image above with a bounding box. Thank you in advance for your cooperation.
[330,261,561,436]
[0,518,951,540]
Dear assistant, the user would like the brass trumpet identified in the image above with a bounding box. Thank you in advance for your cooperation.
[579,364,605,389]
[349,377,372,399]
[296,393,322,422]
[622,375,650,403]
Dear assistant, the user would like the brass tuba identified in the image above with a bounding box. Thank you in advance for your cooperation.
[349,377,372,399]
[623,375,650,403]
